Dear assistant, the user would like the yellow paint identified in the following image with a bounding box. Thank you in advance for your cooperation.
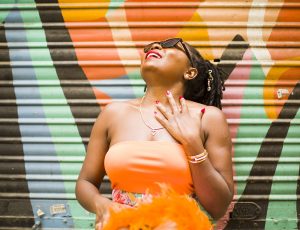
[177,11,213,60]
[57,0,110,22]
[264,57,300,119]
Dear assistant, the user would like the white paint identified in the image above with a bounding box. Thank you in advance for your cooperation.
[106,5,143,97]
[247,0,283,76]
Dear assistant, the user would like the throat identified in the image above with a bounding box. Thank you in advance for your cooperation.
[139,96,165,135]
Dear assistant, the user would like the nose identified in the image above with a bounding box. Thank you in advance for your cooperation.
[150,43,162,51]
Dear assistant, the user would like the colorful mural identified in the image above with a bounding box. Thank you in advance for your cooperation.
[0,0,299,229]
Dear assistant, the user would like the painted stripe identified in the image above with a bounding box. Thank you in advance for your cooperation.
[265,90,300,229]
[34,0,100,228]
[214,34,249,229]
[90,75,137,99]
[298,166,300,230]
[247,0,274,77]
[225,53,270,229]
[0,10,35,228]
[5,9,74,229]
[226,81,300,229]
[106,3,143,98]
[35,0,101,139]
[23,1,89,227]
[217,34,249,80]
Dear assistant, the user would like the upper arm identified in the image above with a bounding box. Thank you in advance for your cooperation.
[77,103,116,188]
[202,106,234,194]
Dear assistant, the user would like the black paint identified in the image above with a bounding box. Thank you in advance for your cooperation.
[35,0,101,141]
[0,18,34,228]
[226,82,300,229]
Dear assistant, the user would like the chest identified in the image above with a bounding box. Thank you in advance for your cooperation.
[108,107,206,145]
[109,110,172,142]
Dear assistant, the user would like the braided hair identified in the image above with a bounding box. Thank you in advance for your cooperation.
[183,43,226,109]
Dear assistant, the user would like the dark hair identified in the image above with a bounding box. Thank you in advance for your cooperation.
[183,43,226,109]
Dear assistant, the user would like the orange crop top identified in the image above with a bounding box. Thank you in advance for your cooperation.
[104,141,193,195]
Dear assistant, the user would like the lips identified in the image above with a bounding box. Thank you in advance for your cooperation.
[145,50,162,60]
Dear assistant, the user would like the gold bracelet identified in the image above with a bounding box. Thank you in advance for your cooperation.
[188,149,207,160]
[188,150,208,164]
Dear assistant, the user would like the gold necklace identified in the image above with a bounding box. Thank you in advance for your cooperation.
[139,96,164,136]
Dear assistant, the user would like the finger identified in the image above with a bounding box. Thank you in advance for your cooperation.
[200,107,206,119]
[179,96,188,113]
[154,220,177,230]
[154,111,170,129]
[95,222,102,230]
[155,101,172,120]
[101,212,110,228]
[166,90,179,114]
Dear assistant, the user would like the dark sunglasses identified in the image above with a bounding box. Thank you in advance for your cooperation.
[143,38,194,67]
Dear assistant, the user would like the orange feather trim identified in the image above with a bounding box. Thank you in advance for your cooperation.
[103,187,213,230]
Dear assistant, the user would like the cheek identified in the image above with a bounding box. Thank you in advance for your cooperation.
[140,50,189,77]
[140,52,146,65]
[164,50,189,72]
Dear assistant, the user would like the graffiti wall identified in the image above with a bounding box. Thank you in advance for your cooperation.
[0,0,299,229]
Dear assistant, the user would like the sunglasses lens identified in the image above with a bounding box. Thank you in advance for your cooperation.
[161,38,180,48]
[143,38,193,67]
[144,38,181,53]
[181,43,194,67]
[144,43,153,53]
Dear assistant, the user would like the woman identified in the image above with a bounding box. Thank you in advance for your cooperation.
[75,38,234,228]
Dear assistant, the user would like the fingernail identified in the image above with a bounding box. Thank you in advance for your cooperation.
[179,96,184,100]
[154,111,157,115]
[201,107,206,114]
[155,100,159,104]
[166,90,171,95]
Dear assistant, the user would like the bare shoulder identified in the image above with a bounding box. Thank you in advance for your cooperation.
[203,105,227,122]
[186,101,228,135]
[99,99,139,118]
[187,100,225,118]
[97,99,138,122]
[202,106,231,149]
[201,106,229,134]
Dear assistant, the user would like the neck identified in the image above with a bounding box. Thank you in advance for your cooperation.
[142,85,184,107]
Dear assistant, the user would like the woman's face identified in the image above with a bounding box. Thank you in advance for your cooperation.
[140,42,191,85]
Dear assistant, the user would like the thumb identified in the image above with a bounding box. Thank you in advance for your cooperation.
[95,222,102,230]
[102,211,110,227]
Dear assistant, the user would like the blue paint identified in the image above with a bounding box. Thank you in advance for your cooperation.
[5,9,74,228]
[90,74,137,99]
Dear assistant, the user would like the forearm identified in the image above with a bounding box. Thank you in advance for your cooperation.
[183,139,233,219]
[75,178,112,213]
[189,159,232,219]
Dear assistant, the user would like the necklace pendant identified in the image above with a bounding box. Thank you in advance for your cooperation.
[151,129,158,136]
[139,96,164,136]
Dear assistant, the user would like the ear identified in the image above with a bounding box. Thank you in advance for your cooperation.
[183,67,198,80]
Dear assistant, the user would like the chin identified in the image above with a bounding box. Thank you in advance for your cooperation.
[140,59,182,82]
[140,62,163,78]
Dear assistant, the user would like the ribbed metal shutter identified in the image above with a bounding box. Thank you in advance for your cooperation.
[0,1,299,229]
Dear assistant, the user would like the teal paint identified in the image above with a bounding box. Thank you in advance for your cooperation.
[235,53,270,194]
[18,1,90,228]
[265,103,300,229]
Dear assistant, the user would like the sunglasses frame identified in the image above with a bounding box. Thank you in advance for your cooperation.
[144,38,194,67]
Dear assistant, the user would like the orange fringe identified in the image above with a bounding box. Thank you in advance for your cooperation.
[103,187,213,230]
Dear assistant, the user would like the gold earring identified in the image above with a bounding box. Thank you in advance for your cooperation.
[207,70,213,91]
[184,73,191,80]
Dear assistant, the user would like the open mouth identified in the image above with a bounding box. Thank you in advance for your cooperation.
[145,50,162,59]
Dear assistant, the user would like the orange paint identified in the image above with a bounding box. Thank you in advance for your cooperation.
[125,0,201,42]
[57,1,126,100]
[265,64,299,119]
[58,0,110,22]
[266,0,300,118]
